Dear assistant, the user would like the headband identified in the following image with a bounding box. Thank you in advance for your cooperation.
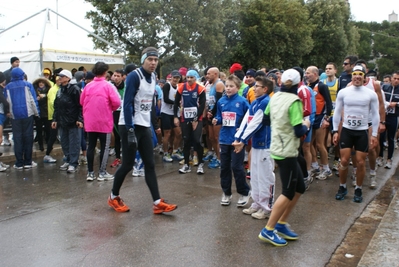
[141,51,159,64]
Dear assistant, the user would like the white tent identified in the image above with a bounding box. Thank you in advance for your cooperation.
[0,8,125,82]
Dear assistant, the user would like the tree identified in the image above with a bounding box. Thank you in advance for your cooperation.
[374,21,399,77]
[230,0,313,70]
[84,0,227,69]
[302,0,356,68]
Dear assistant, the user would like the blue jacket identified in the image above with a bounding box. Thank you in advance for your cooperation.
[235,94,271,149]
[4,68,39,119]
[214,93,249,145]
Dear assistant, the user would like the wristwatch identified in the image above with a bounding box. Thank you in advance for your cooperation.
[380,121,386,125]
[128,128,135,132]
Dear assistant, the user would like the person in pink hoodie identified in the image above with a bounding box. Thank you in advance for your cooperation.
[80,62,121,181]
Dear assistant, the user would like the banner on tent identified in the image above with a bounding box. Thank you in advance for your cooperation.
[44,51,124,64]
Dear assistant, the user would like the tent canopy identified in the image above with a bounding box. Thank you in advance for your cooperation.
[0,9,124,82]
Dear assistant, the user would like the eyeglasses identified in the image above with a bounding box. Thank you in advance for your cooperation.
[343,62,350,66]
[254,84,264,88]
[352,71,365,76]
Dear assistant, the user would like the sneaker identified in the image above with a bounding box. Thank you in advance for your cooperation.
[251,209,270,219]
[172,150,184,161]
[108,195,130,212]
[0,162,10,169]
[2,139,11,146]
[385,160,392,169]
[158,147,164,154]
[332,160,339,171]
[0,166,7,172]
[99,171,114,181]
[304,176,314,191]
[316,169,332,180]
[220,193,232,206]
[24,161,37,169]
[80,156,88,165]
[110,158,121,168]
[43,155,57,163]
[193,156,198,166]
[203,152,214,162]
[208,159,221,169]
[351,173,357,187]
[349,159,353,165]
[353,188,363,203]
[243,207,258,215]
[179,159,185,165]
[153,199,177,214]
[369,174,377,189]
[179,164,191,174]
[108,148,115,156]
[376,157,384,167]
[132,168,145,177]
[67,165,77,173]
[335,186,348,200]
[163,153,173,163]
[310,167,320,177]
[86,172,96,181]
[275,223,299,240]
[60,162,69,171]
[237,191,251,207]
[258,228,287,247]
[13,164,23,170]
[196,163,204,174]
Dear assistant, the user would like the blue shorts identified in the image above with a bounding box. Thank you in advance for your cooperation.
[304,126,312,143]
[0,114,6,126]
[312,114,325,130]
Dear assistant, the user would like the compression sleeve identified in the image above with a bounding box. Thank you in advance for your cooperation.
[370,92,380,137]
[333,89,343,132]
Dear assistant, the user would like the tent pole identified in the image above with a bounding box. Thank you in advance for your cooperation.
[0,9,46,36]
[40,43,43,75]
[48,9,123,54]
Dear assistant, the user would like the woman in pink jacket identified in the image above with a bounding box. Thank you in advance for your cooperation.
[80,62,121,181]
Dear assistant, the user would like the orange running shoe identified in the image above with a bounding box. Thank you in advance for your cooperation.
[153,199,177,214]
[108,195,130,212]
[110,158,121,168]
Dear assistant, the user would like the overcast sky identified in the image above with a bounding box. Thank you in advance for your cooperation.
[0,0,398,38]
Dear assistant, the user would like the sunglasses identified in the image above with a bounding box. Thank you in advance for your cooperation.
[343,62,350,66]
[352,71,365,76]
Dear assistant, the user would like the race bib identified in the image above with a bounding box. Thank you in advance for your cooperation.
[346,114,366,128]
[139,99,152,112]
[184,107,197,119]
[222,112,236,127]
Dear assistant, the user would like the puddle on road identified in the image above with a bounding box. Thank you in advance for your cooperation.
[327,174,399,267]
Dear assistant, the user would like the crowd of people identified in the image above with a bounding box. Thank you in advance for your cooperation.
[1,50,399,247]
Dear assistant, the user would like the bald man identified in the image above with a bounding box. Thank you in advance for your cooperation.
[206,67,225,168]
[305,66,333,180]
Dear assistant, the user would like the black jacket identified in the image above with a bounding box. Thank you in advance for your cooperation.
[53,81,83,128]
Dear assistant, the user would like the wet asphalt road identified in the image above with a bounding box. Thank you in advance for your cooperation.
[0,149,397,267]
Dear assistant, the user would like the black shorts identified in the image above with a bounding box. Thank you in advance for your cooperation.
[313,114,324,130]
[161,113,175,130]
[339,127,369,152]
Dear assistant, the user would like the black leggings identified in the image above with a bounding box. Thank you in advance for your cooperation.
[275,157,306,200]
[111,125,160,201]
[113,111,121,159]
[181,121,204,165]
[379,115,399,160]
[87,132,111,173]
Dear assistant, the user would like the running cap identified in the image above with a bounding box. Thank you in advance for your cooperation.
[141,47,159,64]
[171,70,181,77]
[281,69,300,86]
[57,69,72,79]
[186,69,200,79]
[352,65,366,74]
[229,63,242,74]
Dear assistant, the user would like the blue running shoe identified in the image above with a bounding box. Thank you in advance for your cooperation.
[335,186,347,200]
[353,188,363,203]
[203,152,214,162]
[275,223,299,240]
[208,159,221,169]
[258,228,287,247]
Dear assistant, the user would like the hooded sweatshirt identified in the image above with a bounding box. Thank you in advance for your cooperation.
[4,68,39,119]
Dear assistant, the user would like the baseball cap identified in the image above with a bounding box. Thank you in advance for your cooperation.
[57,69,72,79]
[171,70,181,77]
[281,69,300,86]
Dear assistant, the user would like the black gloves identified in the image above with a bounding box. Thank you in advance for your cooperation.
[127,129,137,146]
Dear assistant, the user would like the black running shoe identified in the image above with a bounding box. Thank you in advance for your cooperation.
[353,188,363,203]
[335,186,347,200]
